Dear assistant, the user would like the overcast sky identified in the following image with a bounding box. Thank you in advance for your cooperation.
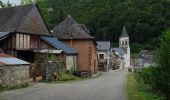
[1,0,21,5]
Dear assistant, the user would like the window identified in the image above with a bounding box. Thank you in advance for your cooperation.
[122,41,124,46]
[125,41,128,45]
[99,54,104,59]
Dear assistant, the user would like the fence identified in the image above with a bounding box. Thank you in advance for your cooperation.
[29,61,66,82]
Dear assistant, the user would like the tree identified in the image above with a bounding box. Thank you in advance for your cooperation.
[37,0,170,53]
[0,0,13,8]
[21,0,33,4]
[156,29,170,100]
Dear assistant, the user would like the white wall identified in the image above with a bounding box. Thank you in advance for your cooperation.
[66,55,77,71]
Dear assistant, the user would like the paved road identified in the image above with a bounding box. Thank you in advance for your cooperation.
[0,69,128,100]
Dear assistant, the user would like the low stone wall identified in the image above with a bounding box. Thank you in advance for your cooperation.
[0,65,30,86]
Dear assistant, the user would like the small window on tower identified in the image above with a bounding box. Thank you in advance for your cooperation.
[122,41,124,45]
[125,41,128,45]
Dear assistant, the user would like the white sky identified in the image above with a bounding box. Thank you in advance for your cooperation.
[1,0,21,5]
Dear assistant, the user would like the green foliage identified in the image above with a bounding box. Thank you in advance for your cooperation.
[0,83,29,92]
[156,29,170,99]
[0,0,13,8]
[127,72,165,100]
[137,67,157,90]
[20,0,32,4]
[58,73,78,81]
[34,53,65,64]
[37,0,170,52]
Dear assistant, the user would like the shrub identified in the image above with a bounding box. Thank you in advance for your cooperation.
[58,73,78,81]
[0,83,29,92]
[156,29,170,100]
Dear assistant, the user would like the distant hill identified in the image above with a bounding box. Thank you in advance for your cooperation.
[38,0,170,53]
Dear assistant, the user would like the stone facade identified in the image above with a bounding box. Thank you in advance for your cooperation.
[0,65,30,86]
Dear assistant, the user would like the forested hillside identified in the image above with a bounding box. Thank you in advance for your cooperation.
[38,0,170,53]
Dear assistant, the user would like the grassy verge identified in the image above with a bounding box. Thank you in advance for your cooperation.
[46,72,102,84]
[126,72,165,100]
[0,83,29,92]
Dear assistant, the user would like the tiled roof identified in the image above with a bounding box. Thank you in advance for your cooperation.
[52,15,93,39]
[0,4,50,35]
[97,41,110,51]
[40,36,77,54]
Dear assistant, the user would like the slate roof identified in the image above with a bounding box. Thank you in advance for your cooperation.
[0,32,10,40]
[120,26,129,38]
[112,48,125,58]
[97,41,110,51]
[52,15,93,39]
[0,58,30,65]
[40,36,77,54]
[0,4,50,35]
[0,52,30,65]
[139,50,154,63]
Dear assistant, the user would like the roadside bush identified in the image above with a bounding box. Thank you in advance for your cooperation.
[0,83,29,92]
[127,72,165,100]
[156,29,170,100]
[135,29,170,100]
[137,67,156,88]
[58,73,78,81]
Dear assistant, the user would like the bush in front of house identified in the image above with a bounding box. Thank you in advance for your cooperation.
[57,73,78,81]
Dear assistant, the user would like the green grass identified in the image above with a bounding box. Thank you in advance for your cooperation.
[126,72,165,100]
[0,83,29,92]
[46,72,102,84]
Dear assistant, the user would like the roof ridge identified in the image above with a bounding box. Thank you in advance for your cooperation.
[52,15,93,39]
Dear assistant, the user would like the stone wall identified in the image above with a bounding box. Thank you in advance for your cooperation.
[0,65,29,86]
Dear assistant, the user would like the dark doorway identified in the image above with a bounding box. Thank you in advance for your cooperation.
[17,50,35,63]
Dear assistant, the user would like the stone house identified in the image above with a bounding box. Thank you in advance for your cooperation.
[97,41,111,71]
[0,52,30,86]
[52,16,98,75]
[0,4,78,72]
[111,48,125,69]
[132,50,155,68]
[112,26,131,69]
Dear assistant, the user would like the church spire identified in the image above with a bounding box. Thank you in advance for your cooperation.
[120,26,129,38]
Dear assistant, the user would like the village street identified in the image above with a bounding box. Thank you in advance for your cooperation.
[0,69,128,100]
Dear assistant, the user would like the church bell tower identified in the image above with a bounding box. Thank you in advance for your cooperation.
[119,26,131,68]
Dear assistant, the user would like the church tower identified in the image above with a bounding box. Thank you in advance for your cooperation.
[119,26,131,68]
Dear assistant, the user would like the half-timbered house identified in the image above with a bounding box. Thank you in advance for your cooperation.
[0,4,78,71]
